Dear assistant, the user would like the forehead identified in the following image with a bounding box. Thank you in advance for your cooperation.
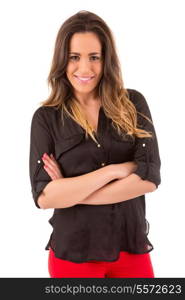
[69,32,102,52]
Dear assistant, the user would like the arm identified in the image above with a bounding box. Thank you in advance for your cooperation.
[38,164,116,209]
[29,108,124,210]
[79,173,156,205]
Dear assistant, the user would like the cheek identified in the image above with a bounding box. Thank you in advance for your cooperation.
[95,63,103,76]
[66,63,75,76]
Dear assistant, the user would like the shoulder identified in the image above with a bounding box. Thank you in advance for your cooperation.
[31,106,58,122]
[30,106,60,133]
[126,88,149,111]
[126,88,154,121]
[32,105,57,116]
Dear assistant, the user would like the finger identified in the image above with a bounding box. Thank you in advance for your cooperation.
[42,156,59,176]
[42,155,57,168]
[43,154,59,170]
[49,155,63,175]
[43,165,57,180]
[43,162,59,179]
[43,156,58,171]
[50,153,56,161]
[42,158,61,178]
[43,154,63,178]
[50,155,61,173]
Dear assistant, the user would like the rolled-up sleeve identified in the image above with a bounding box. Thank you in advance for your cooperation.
[131,90,161,188]
[29,107,55,208]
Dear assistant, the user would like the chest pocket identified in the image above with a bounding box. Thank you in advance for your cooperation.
[109,125,135,163]
[54,133,87,177]
[55,133,85,160]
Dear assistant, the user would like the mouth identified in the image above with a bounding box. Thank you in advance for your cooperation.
[74,75,95,84]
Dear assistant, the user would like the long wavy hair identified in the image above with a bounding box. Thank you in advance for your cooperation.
[40,10,153,144]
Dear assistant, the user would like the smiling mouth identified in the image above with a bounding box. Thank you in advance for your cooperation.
[74,75,95,83]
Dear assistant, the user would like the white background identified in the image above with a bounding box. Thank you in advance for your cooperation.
[0,0,184,277]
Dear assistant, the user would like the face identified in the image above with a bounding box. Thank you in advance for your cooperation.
[66,32,103,99]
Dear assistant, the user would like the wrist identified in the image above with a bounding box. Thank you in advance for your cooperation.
[106,164,118,181]
[123,161,138,177]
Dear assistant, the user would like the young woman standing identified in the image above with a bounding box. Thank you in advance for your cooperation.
[29,10,161,278]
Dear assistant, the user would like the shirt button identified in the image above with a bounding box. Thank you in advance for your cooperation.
[101,162,106,166]
[97,144,101,148]
[37,160,41,163]
[142,143,146,147]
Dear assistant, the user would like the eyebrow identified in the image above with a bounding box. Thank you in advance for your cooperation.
[69,52,101,55]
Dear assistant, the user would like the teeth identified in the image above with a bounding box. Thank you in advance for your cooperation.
[77,77,92,81]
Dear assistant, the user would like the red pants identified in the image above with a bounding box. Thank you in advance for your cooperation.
[48,247,154,278]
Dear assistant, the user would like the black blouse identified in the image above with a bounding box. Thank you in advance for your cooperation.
[29,88,161,263]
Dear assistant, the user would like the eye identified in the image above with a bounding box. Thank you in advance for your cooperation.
[90,56,100,61]
[69,55,101,62]
[69,55,78,60]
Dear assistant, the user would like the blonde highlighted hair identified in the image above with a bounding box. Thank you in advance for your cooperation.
[40,10,153,144]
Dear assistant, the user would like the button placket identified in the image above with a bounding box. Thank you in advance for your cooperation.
[95,140,107,168]
[90,108,109,169]
[96,142,106,166]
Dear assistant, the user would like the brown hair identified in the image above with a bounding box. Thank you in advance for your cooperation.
[40,10,153,144]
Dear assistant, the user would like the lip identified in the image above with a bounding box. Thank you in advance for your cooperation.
[74,75,95,84]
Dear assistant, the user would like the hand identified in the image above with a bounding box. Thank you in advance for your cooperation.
[42,153,64,180]
[111,161,138,180]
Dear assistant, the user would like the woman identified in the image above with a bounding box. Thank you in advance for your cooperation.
[29,10,161,278]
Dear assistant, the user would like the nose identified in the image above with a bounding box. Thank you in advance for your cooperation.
[77,58,92,73]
